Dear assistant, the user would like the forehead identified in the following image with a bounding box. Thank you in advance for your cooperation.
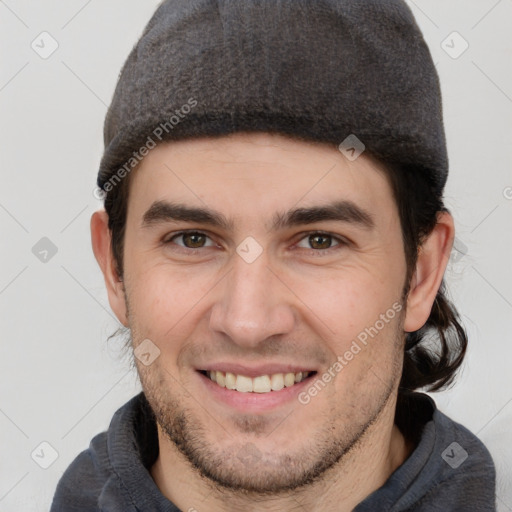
[127,132,395,223]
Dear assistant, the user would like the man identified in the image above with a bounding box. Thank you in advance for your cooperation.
[51,0,496,510]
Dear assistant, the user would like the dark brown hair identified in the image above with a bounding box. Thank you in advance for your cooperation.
[102,141,467,395]
[383,160,467,393]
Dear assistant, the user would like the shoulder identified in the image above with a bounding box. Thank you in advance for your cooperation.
[50,394,148,512]
[398,399,497,512]
[433,405,496,478]
[386,392,497,512]
[50,431,114,512]
[416,407,496,510]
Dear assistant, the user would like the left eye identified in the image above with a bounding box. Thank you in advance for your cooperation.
[296,233,342,250]
[167,232,216,249]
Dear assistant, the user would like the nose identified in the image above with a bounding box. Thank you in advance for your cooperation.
[208,251,296,348]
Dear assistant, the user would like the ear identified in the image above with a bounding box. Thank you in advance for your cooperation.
[404,211,455,332]
[90,210,128,326]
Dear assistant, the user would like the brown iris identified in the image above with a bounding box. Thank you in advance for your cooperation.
[182,232,207,248]
[308,234,333,250]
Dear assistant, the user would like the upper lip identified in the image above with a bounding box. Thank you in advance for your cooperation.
[198,363,317,378]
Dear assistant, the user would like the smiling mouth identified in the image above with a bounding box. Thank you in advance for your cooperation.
[199,370,317,393]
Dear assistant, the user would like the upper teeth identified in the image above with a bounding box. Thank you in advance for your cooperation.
[207,371,311,393]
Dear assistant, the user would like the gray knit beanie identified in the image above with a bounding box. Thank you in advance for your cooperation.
[98,0,448,197]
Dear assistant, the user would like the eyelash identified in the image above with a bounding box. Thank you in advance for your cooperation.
[163,230,348,256]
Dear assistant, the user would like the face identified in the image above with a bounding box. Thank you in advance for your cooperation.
[119,132,408,493]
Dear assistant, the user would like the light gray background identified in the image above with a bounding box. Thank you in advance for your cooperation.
[1,1,511,510]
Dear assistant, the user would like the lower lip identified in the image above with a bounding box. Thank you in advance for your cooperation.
[196,371,316,413]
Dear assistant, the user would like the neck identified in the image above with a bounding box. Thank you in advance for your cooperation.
[150,403,414,512]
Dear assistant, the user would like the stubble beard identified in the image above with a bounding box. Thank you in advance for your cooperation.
[132,328,404,496]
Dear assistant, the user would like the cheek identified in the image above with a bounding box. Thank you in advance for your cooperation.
[289,264,402,338]
[289,267,405,386]
[124,261,215,342]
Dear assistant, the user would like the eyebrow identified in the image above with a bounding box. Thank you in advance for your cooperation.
[141,200,375,232]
